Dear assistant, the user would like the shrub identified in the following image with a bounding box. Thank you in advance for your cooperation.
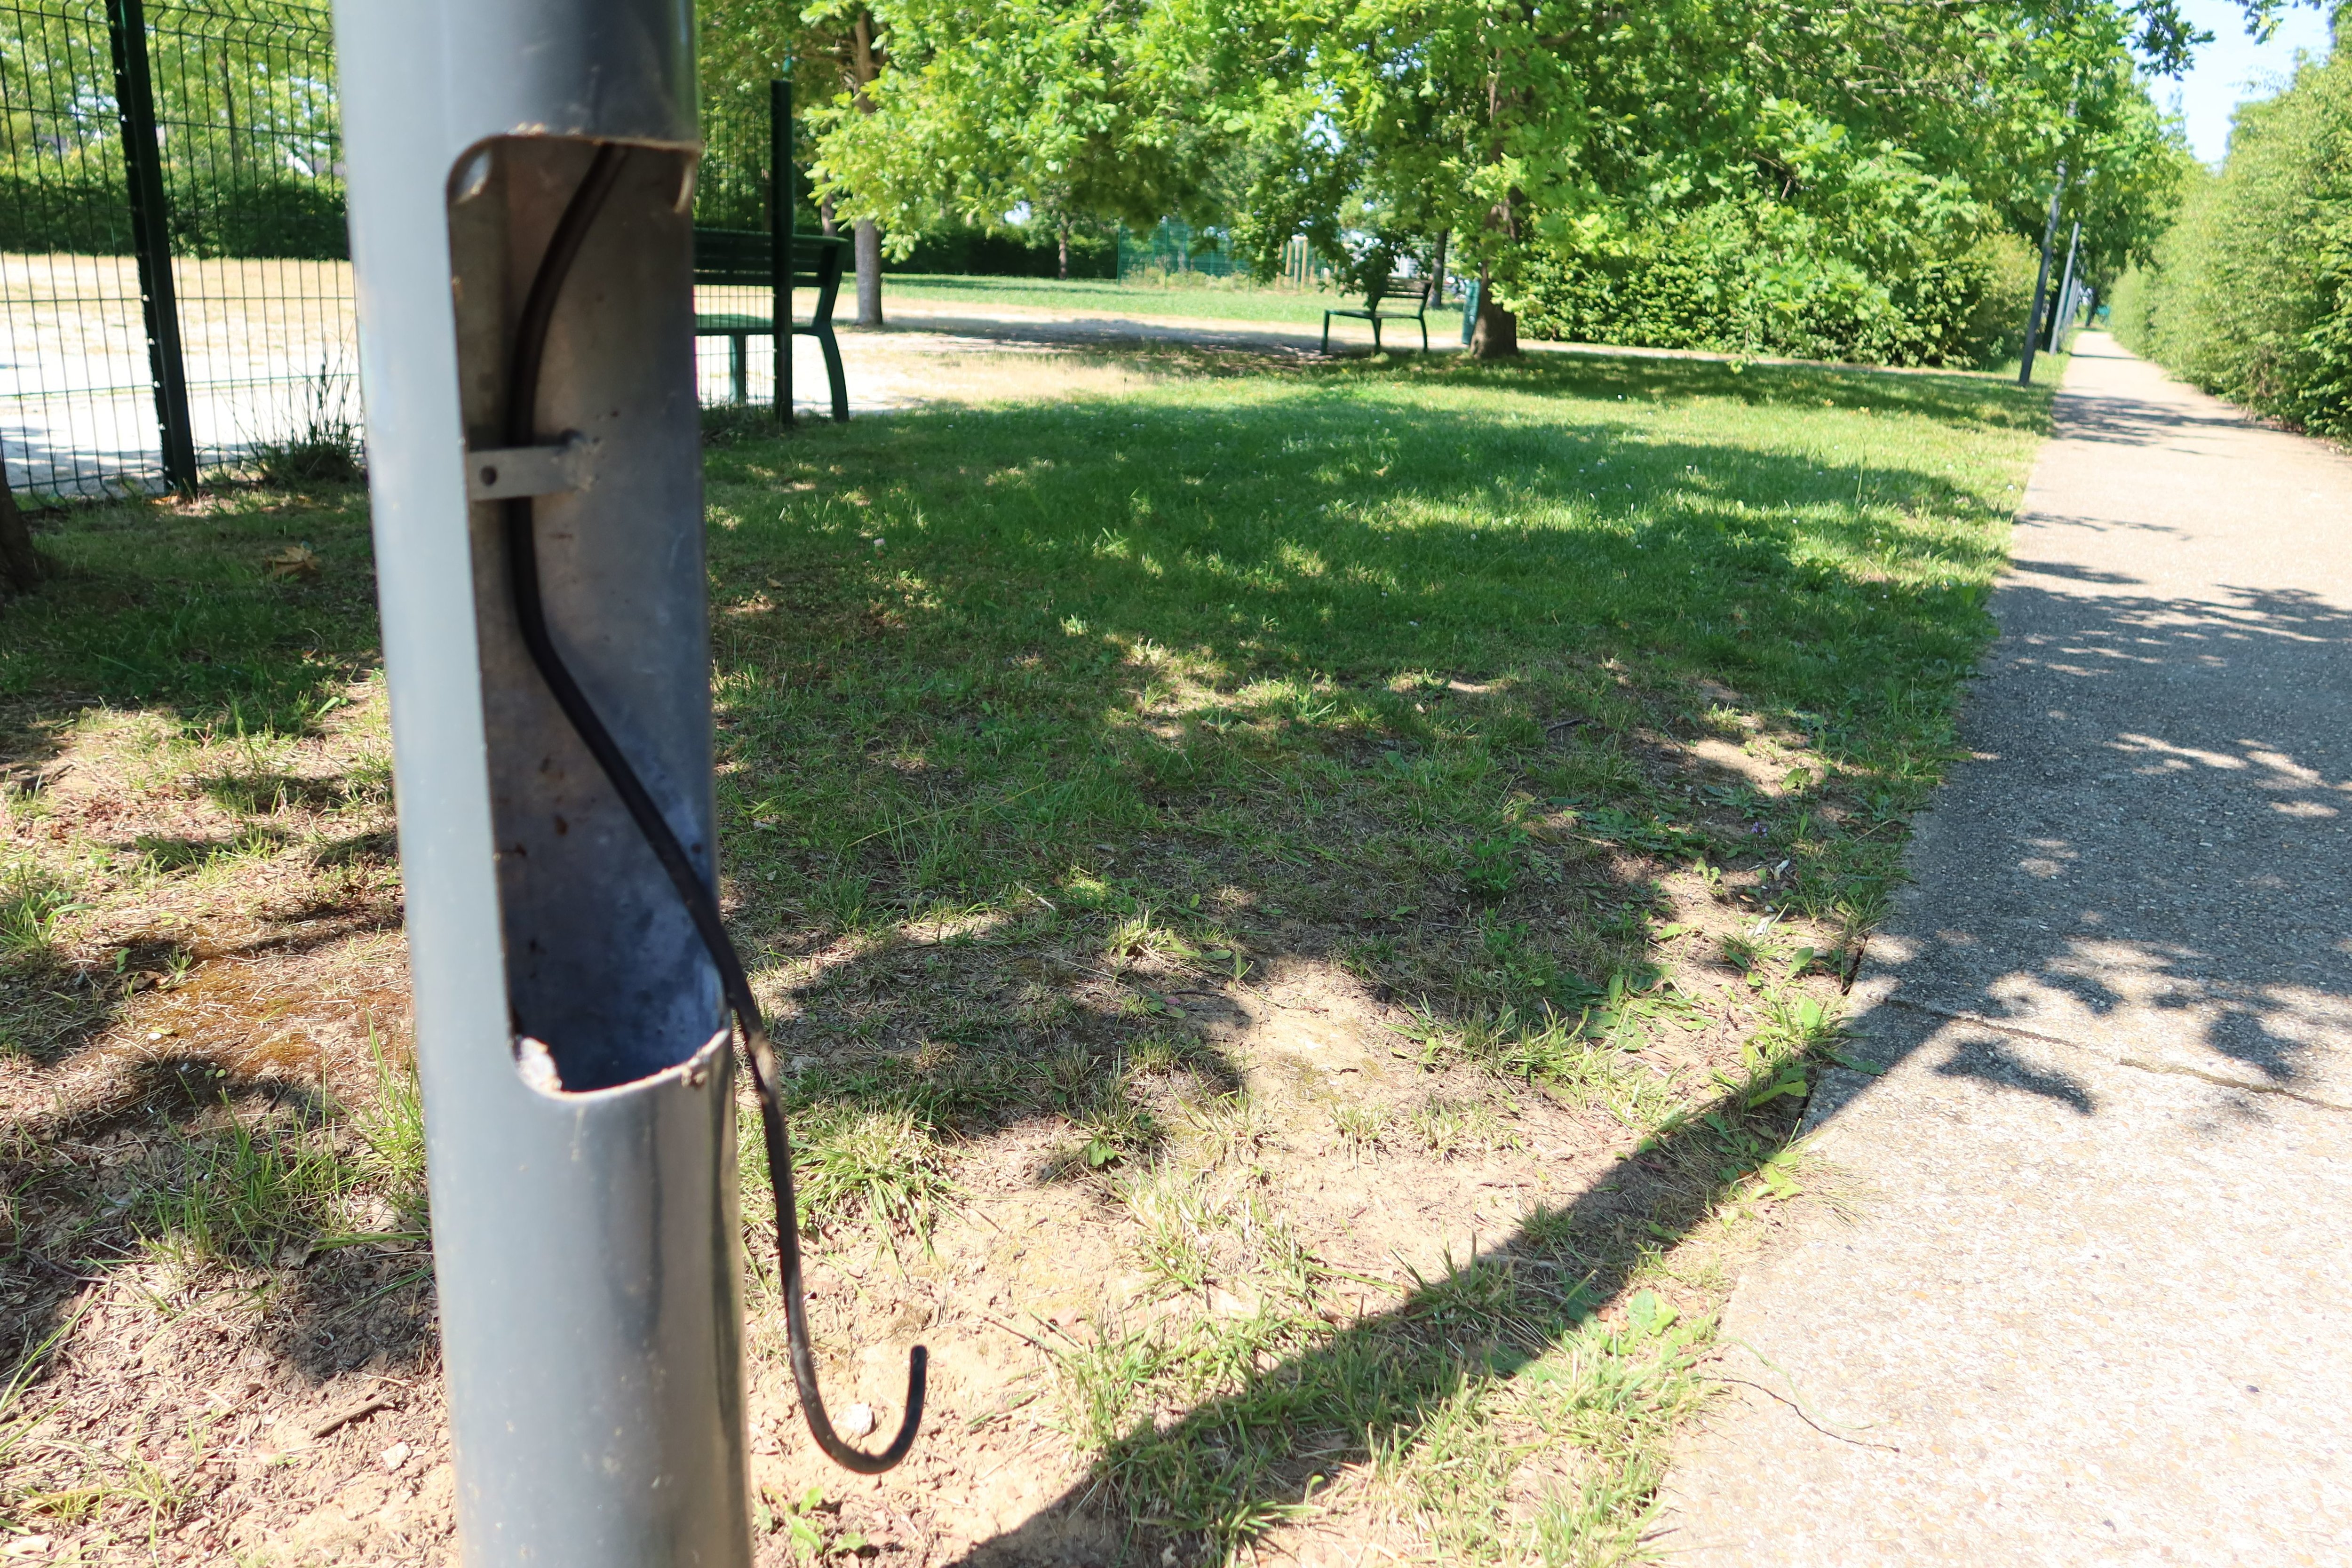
[1511,209,2038,371]
[2115,35,2352,438]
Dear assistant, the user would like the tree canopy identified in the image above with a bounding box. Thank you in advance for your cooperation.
[698,0,2293,358]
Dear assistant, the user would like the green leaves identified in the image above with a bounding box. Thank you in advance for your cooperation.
[2116,36,2352,439]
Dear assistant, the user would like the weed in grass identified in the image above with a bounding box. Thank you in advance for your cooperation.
[751,1102,954,1246]
[130,827,286,877]
[248,361,364,486]
[135,1104,353,1271]
[1125,1030,1214,1079]
[1104,907,1198,968]
[1041,1047,1163,1174]
[1462,834,1524,899]
[1329,1103,1391,1158]
[1122,1167,1314,1304]
[807,871,875,935]
[1184,1093,1269,1168]
[0,863,74,966]
[1403,1096,1518,1159]
[1757,989,1843,1059]
[1123,1173,1218,1297]
[349,1031,428,1225]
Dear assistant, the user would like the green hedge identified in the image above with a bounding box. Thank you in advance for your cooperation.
[0,174,346,259]
[2111,37,2352,438]
[1511,209,2037,370]
[881,223,1116,279]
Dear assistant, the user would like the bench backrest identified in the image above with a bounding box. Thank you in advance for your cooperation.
[691,228,850,316]
[1363,276,1433,311]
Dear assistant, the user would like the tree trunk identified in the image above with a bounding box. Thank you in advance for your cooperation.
[1057,219,1070,282]
[0,445,41,596]
[1468,270,1518,359]
[854,217,882,326]
[820,192,837,236]
[846,9,885,326]
[1430,229,1448,306]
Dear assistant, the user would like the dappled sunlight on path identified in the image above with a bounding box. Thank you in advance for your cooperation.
[1663,334,2352,1565]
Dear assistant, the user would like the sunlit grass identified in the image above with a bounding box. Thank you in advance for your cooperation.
[881,271,1350,326]
[0,341,2052,1563]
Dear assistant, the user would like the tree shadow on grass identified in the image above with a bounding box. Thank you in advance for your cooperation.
[0,482,378,739]
[946,1061,1816,1567]
[700,345,2041,1082]
[681,346,2058,1557]
[917,555,2352,1562]
[0,342,2051,1555]
[1,1050,434,1389]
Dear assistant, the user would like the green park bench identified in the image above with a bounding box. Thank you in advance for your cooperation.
[691,228,850,422]
[1322,275,1435,354]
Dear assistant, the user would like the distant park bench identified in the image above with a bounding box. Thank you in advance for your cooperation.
[1322,275,1435,353]
[691,228,850,422]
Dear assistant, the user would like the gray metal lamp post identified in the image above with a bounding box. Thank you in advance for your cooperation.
[332,4,921,1561]
[2019,160,2066,388]
[2049,218,2082,353]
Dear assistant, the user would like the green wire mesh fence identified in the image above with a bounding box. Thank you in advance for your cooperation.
[1116,219,1240,282]
[0,0,354,497]
[0,3,786,499]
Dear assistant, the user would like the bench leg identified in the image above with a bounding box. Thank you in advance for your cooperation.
[1371,317,1382,352]
[776,327,793,428]
[728,334,747,405]
[1418,317,1428,352]
[817,325,849,422]
[1321,312,1331,354]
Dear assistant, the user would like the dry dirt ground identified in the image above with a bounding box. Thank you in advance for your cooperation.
[0,672,1852,1567]
[0,333,2036,1563]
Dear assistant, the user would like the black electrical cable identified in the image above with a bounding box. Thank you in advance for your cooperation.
[499,142,923,1475]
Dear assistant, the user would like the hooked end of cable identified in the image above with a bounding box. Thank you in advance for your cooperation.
[805,1344,925,1474]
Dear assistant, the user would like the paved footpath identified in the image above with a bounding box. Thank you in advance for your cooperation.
[1661,333,2352,1564]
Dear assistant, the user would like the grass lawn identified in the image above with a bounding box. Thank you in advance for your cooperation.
[882,271,1358,326]
[0,343,2048,1563]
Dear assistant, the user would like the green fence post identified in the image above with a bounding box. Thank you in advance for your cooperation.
[773,75,792,428]
[106,0,197,491]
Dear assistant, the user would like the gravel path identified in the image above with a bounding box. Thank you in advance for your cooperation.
[1661,333,2352,1565]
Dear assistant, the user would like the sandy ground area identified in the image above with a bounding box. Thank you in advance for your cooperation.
[0,258,1405,497]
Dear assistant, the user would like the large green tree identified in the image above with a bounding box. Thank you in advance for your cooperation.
[1225,0,2197,355]
[805,0,1225,269]
[695,0,2278,358]
[699,0,898,321]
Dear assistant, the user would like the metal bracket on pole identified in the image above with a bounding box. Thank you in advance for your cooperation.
[464,432,597,501]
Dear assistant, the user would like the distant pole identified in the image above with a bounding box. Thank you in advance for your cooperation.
[774,75,793,428]
[2019,159,2066,387]
[2048,218,2082,352]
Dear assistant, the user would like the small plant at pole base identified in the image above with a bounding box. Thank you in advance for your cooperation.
[251,361,365,486]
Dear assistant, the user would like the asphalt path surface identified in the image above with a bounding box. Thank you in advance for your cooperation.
[1661,333,2352,1565]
